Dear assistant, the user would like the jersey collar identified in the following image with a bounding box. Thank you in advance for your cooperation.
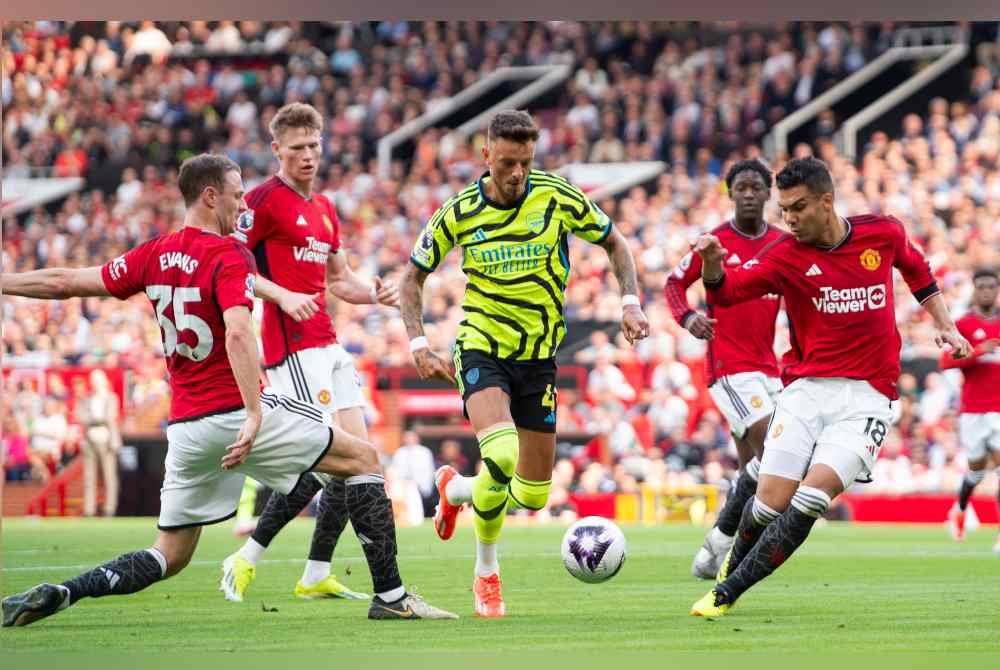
[816,216,853,252]
[728,219,769,240]
[477,171,532,210]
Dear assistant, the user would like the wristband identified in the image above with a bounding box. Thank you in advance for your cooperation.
[622,294,640,308]
[370,284,378,304]
[409,336,429,353]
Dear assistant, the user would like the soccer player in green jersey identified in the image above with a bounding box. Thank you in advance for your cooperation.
[399,110,649,618]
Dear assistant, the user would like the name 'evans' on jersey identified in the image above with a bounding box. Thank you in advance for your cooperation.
[410,170,611,361]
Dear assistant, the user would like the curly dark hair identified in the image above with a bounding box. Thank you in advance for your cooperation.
[775,157,834,195]
[487,110,539,143]
[724,159,773,192]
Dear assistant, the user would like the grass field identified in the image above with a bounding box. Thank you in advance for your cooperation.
[2,517,999,654]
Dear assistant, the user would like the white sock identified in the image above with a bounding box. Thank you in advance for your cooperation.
[446,475,473,505]
[378,586,406,603]
[475,540,499,577]
[301,560,331,587]
[238,538,266,566]
[709,526,733,543]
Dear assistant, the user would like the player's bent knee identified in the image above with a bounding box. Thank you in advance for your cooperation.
[508,475,551,511]
[790,485,831,519]
[755,475,798,513]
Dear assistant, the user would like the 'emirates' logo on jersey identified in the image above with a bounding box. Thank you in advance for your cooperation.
[860,248,881,271]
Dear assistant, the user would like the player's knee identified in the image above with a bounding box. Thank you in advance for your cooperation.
[508,475,550,511]
[789,486,831,519]
[478,426,519,485]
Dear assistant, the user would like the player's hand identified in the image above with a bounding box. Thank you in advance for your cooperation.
[621,305,650,346]
[222,410,261,470]
[693,234,728,265]
[373,276,399,307]
[978,338,999,354]
[684,312,717,340]
[413,347,455,384]
[279,290,321,322]
[935,326,972,359]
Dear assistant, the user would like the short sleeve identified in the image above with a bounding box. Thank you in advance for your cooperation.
[410,205,455,273]
[562,184,613,244]
[101,241,153,300]
[215,245,258,312]
[233,191,273,249]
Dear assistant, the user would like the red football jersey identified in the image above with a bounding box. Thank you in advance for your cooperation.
[665,221,783,384]
[940,311,1000,413]
[705,214,939,400]
[235,176,341,368]
[101,227,258,423]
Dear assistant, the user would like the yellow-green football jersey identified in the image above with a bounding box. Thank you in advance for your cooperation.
[410,169,612,361]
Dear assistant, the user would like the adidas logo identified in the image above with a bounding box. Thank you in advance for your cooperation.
[544,411,556,424]
[103,568,121,590]
[805,264,823,277]
[726,253,742,266]
[296,214,308,226]
[473,229,487,242]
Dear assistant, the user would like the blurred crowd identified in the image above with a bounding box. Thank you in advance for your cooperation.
[3,21,999,505]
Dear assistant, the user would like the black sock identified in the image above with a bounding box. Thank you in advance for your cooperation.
[958,473,981,511]
[308,478,350,562]
[716,470,758,537]
[726,497,771,574]
[62,549,165,604]
[344,475,402,595]
[718,506,817,603]
[251,475,324,548]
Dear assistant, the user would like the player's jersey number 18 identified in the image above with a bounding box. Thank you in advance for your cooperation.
[146,285,213,361]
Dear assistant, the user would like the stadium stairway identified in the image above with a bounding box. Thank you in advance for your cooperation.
[4,458,91,516]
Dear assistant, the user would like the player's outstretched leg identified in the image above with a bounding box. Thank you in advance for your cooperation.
[5,529,196,627]
[295,478,367,600]
[692,486,829,618]
[469,423,518,618]
[693,458,759,579]
[222,474,324,602]
[949,467,984,541]
[715,491,779,583]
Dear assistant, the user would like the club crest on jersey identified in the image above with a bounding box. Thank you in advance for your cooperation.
[751,395,763,409]
[860,248,881,271]
[526,212,545,234]
[322,215,333,233]
[237,211,254,232]
[317,390,331,405]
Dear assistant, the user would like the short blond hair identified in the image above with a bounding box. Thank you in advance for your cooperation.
[269,102,323,141]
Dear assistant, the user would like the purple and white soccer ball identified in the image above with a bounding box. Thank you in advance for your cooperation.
[560,516,627,584]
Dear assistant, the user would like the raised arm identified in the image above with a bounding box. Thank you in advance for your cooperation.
[696,234,780,307]
[598,227,649,345]
[665,249,716,340]
[2,266,111,300]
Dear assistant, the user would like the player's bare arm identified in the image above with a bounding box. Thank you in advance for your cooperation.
[221,305,263,470]
[598,227,649,345]
[253,273,320,322]
[1,266,111,299]
[922,293,973,359]
[326,249,399,307]
[400,263,453,383]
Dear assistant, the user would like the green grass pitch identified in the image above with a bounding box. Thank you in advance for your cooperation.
[2,517,999,653]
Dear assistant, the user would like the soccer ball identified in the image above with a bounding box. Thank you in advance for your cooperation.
[560,516,626,584]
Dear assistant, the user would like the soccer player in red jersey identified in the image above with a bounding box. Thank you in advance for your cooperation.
[941,268,1000,549]
[666,159,784,579]
[223,103,398,602]
[690,157,971,617]
[1,155,456,626]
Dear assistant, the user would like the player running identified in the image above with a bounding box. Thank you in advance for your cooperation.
[666,159,784,579]
[221,102,398,603]
[399,110,649,618]
[689,157,971,618]
[1,154,456,626]
[942,268,1000,550]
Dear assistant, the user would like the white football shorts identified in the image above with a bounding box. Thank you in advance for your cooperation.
[758,377,896,490]
[708,371,783,439]
[158,389,332,529]
[266,344,365,413]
